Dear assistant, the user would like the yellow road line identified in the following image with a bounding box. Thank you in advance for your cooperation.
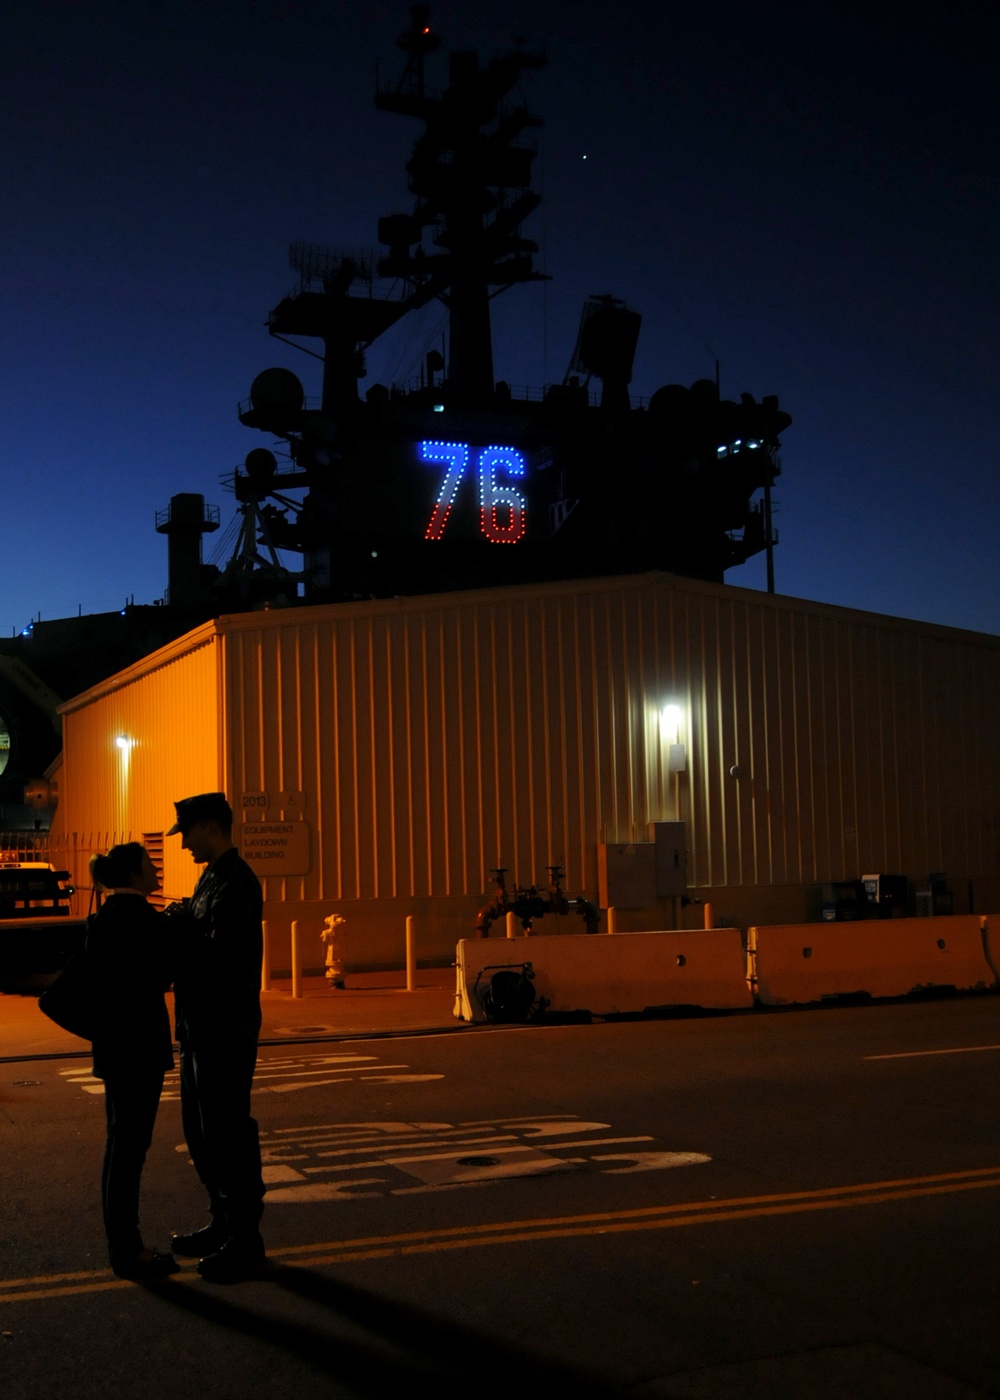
[298,1174,1000,1269]
[1,1267,117,1288]
[4,1164,1000,1304]
[274,1162,1000,1257]
[0,1278,134,1304]
[866,1043,1000,1060]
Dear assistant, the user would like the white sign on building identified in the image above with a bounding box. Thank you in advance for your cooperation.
[239,821,310,876]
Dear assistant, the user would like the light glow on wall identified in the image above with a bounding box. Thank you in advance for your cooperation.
[114,733,133,830]
[660,704,683,745]
[659,704,687,775]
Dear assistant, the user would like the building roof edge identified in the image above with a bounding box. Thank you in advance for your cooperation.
[56,618,222,715]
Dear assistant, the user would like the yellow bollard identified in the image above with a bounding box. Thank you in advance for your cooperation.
[260,919,271,991]
[607,906,617,934]
[405,914,416,991]
[703,901,714,930]
[506,911,518,938]
[291,919,302,999]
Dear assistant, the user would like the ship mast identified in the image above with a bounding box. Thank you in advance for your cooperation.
[375,6,546,405]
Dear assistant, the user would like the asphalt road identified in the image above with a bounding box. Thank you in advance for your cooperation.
[3,994,1000,1399]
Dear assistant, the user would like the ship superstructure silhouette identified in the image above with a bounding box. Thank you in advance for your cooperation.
[0,5,791,831]
[225,4,791,606]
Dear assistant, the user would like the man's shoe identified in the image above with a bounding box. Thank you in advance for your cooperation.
[171,1223,227,1257]
[111,1249,180,1280]
[196,1237,267,1284]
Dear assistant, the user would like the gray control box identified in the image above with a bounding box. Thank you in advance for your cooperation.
[650,821,687,897]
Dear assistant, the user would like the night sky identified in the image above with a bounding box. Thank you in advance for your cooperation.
[3,0,998,639]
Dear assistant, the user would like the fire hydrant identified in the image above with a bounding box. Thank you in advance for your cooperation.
[321,913,346,989]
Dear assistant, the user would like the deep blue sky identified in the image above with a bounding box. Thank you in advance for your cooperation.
[3,0,998,637]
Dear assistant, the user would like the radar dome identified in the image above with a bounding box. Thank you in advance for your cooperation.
[244,448,277,486]
[648,384,691,417]
[249,368,305,415]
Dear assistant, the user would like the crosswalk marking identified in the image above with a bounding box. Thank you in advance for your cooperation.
[59,1049,443,1098]
[256,1115,709,1199]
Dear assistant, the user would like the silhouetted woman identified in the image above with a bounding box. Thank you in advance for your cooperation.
[87,843,177,1279]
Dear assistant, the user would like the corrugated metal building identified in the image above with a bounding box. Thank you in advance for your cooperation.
[52,571,1000,970]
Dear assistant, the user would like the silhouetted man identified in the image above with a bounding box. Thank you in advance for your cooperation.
[167,792,266,1281]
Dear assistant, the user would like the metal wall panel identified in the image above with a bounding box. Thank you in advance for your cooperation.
[52,577,1000,934]
[216,573,1000,906]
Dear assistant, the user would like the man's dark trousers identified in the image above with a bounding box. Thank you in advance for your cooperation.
[178,1037,264,1237]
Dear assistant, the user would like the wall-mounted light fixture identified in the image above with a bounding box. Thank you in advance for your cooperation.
[660,704,687,773]
[660,704,681,743]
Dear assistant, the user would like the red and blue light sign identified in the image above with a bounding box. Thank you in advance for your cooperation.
[419,441,527,544]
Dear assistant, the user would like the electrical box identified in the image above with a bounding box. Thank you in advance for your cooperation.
[597,823,687,908]
[861,873,908,918]
[649,821,687,898]
[597,843,655,909]
[820,880,866,922]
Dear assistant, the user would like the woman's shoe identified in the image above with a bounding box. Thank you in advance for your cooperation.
[111,1249,180,1280]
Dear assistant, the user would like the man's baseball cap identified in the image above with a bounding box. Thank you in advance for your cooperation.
[167,792,233,836]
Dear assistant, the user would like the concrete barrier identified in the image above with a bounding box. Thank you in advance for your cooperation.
[749,915,996,1006]
[454,928,753,1023]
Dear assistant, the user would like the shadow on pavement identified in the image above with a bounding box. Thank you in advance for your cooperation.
[145,1260,618,1399]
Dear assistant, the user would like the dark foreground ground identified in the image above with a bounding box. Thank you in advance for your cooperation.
[2,973,999,1399]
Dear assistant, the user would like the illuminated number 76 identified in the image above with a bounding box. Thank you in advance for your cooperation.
[420,441,527,544]
[420,441,469,540]
[478,446,526,544]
